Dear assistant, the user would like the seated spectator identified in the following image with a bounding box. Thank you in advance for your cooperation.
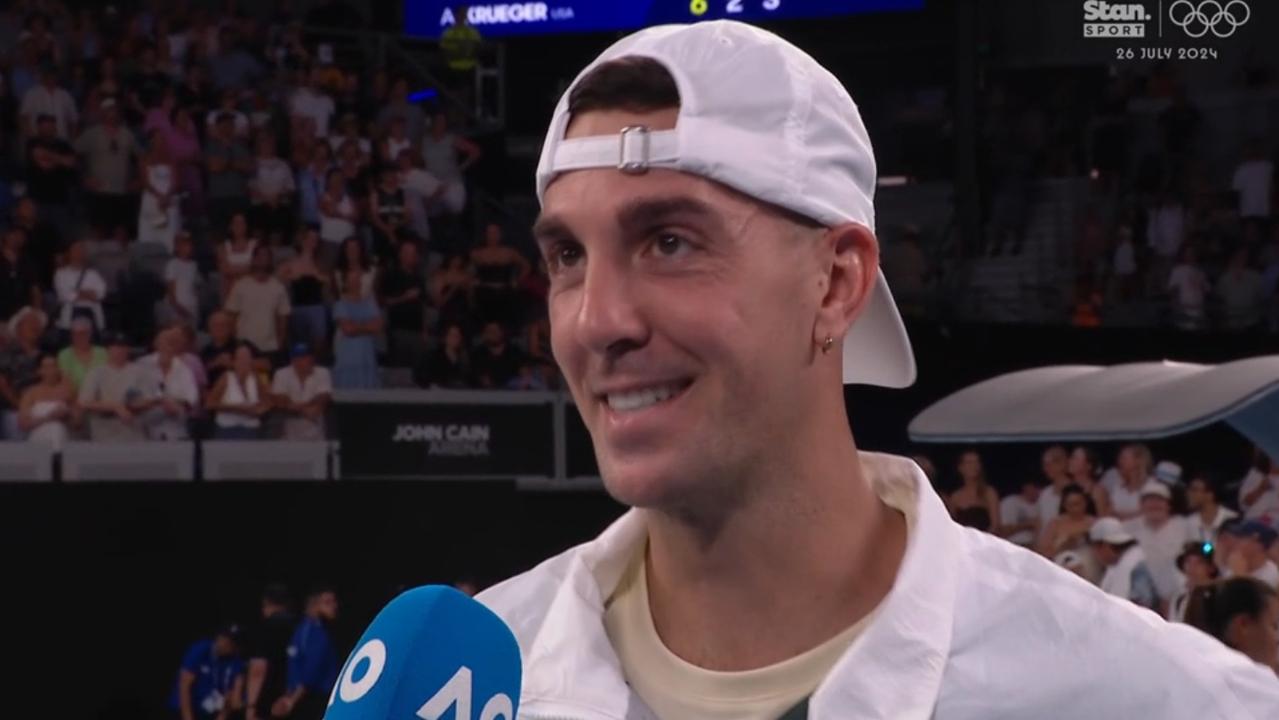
[1239,449,1279,524]
[1102,443,1155,520]
[1038,484,1098,559]
[1217,247,1265,330]
[470,223,530,326]
[1186,471,1239,545]
[332,268,383,390]
[167,324,209,393]
[159,231,200,327]
[998,479,1041,548]
[76,332,145,441]
[137,129,181,252]
[0,227,44,326]
[947,449,999,532]
[1168,541,1219,623]
[1225,522,1279,589]
[217,212,258,300]
[1167,244,1209,330]
[249,133,296,244]
[53,239,107,335]
[169,624,246,720]
[281,227,330,353]
[333,236,376,300]
[318,169,359,259]
[1184,578,1278,674]
[270,344,332,440]
[225,246,291,360]
[430,253,475,332]
[18,353,73,449]
[206,343,268,440]
[56,316,105,391]
[471,321,524,390]
[1066,445,1112,517]
[1089,518,1160,611]
[414,323,470,389]
[132,330,199,440]
[1125,481,1193,602]
[379,241,428,366]
[0,308,48,439]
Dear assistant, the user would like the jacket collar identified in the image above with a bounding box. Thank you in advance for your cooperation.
[517,452,962,720]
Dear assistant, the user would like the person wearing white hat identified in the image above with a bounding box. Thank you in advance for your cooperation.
[1124,480,1194,604]
[1090,517,1160,612]
[477,20,1279,719]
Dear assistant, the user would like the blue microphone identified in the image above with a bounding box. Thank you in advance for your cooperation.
[324,585,522,720]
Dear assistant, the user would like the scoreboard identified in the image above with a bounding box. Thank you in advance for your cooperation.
[405,0,925,38]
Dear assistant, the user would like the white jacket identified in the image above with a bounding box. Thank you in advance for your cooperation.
[479,452,1279,720]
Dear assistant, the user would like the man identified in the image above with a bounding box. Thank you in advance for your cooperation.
[132,330,199,441]
[52,239,107,334]
[470,321,523,389]
[378,240,429,366]
[0,308,46,440]
[249,133,296,242]
[1102,443,1155,520]
[377,77,426,146]
[245,584,294,720]
[476,21,1279,718]
[1167,541,1219,624]
[170,624,245,720]
[206,112,255,233]
[998,478,1041,548]
[1232,140,1273,224]
[225,246,291,359]
[1124,481,1193,603]
[278,586,339,720]
[270,344,332,440]
[24,113,77,225]
[74,98,139,240]
[0,226,45,324]
[1091,517,1160,612]
[1185,472,1238,545]
[19,65,76,139]
[1035,444,1072,525]
[290,66,336,140]
[1226,521,1279,590]
[76,332,145,441]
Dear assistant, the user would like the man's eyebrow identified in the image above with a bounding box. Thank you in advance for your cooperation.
[533,195,722,243]
[531,214,571,243]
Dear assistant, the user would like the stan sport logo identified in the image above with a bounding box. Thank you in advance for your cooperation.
[1083,0,1250,39]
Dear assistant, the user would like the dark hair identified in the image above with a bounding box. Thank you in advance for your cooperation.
[262,582,291,607]
[337,237,369,274]
[306,583,337,601]
[1184,577,1276,648]
[1059,483,1098,516]
[568,56,681,115]
[1187,471,1223,503]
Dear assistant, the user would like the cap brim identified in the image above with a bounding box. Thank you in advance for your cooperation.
[841,269,916,387]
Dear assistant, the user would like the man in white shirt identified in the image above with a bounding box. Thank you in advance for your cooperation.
[289,68,336,139]
[1124,481,1193,602]
[1091,518,1160,612]
[53,239,107,332]
[1226,522,1279,590]
[999,479,1041,547]
[1103,443,1155,520]
[20,66,77,139]
[269,344,331,440]
[1035,444,1072,525]
[225,246,291,356]
[133,330,199,440]
[1232,141,1273,220]
[1240,455,1279,524]
[1185,472,1238,545]
[473,21,1279,719]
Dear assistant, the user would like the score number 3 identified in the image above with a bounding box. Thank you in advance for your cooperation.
[690,0,781,16]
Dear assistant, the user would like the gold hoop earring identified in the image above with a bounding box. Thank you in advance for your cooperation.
[820,336,834,354]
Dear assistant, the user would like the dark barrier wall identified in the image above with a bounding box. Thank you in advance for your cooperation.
[4,322,1272,718]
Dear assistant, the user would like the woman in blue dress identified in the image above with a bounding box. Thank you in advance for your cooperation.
[332,267,383,389]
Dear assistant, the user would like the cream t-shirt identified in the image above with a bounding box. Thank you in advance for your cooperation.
[603,454,919,720]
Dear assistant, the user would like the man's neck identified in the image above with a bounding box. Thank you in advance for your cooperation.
[643,406,906,672]
[1199,504,1219,524]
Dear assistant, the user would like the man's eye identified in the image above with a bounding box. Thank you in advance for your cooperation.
[545,242,583,271]
[652,233,691,257]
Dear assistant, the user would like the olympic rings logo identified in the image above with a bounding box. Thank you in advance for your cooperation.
[1168,0,1250,38]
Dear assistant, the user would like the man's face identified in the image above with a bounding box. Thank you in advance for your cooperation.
[1042,448,1067,479]
[1093,543,1118,566]
[1186,479,1208,511]
[1118,447,1139,475]
[293,354,314,375]
[252,249,272,275]
[315,592,338,621]
[1141,496,1170,526]
[108,344,129,365]
[535,107,835,509]
[1182,554,1215,586]
[213,634,236,657]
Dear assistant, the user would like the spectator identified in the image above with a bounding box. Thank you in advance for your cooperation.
[225,246,291,359]
[0,308,47,439]
[335,139,369,199]
[290,66,336,140]
[133,329,199,440]
[1217,247,1265,330]
[168,324,210,393]
[279,586,340,720]
[205,112,254,232]
[430,253,475,332]
[85,56,123,120]
[1145,191,1185,281]
[204,88,250,140]
[380,115,413,165]
[396,148,443,243]
[998,479,1041,548]
[379,77,426,145]
[947,449,999,532]
[470,223,529,326]
[202,310,267,388]
[245,584,294,720]
[1167,244,1209,330]
[379,240,428,366]
[296,141,332,233]
[126,42,170,119]
[1240,450,1279,524]
[1184,578,1279,674]
[169,624,246,720]
[332,267,383,390]
[508,359,555,390]
[1168,541,1219,623]
[328,113,372,163]
[1125,481,1193,603]
[1231,141,1274,225]
[281,227,330,352]
[368,165,408,264]
[76,332,145,441]
[53,239,107,336]
[420,111,479,217]
[470,321,523,390]
[177,62,213,121]
[0,227,44,325]
[57,316,105,391]
[1066,445,1112,517]
[318,169,358,262]
[160,232,200,327]
[414,322,470,389]
[20,65,77,139]
[24,113,77,224]
[1037,484,1098,559]
[270,343,332,440]
[166,106,205,217]
[137,130,181,252]
[1186,472,1239,545]
[11,197,61,288]
[209,27,263,91]
[1035,445,1072,525]
[74,98,138,241]
[1102,443,1154,520]
[17,353,73,449]
[1225,522,1279,589]
[333,236,375,300]
[247,89,276,137]
[217,212,258,300]
[249,133,296,243]
[141,85,178,136]
[1110,223,1140,301]
[206,343,268,440]
[1089,517,1160,611]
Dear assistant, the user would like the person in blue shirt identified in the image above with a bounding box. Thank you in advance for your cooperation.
[276,585,340,719]
[170,624,246,720]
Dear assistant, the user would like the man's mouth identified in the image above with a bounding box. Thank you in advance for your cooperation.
[602,379,693,413]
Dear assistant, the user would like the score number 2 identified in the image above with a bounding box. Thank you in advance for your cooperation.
[690,0,782,16]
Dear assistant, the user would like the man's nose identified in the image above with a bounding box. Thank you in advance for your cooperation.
[575,258,648,359]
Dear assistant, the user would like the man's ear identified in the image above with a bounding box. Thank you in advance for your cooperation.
[1225,613,1252,650]
[812,222,878,346]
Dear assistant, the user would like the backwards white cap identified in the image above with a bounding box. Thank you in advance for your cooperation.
[535,20,916,388]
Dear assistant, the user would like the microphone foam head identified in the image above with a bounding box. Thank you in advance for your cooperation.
[325,585,521,720]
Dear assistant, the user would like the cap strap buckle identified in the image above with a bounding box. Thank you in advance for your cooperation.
[618,125,651,175]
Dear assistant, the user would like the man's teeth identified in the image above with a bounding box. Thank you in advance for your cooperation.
[607,383,684,412]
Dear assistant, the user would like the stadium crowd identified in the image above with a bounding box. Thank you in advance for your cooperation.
[0,1,559,444]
